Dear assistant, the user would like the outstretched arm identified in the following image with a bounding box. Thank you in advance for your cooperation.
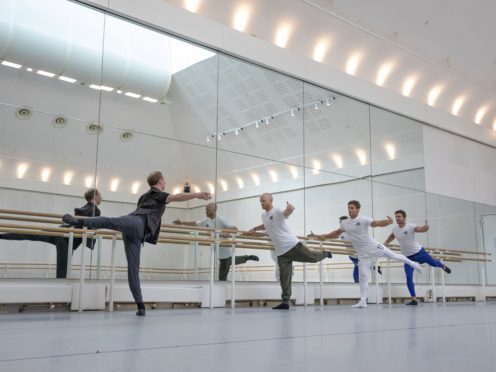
[371,216,393,228]
[309,228,344,240]
[248,224,265,234]
[283,201,295,218]
[166,192,211,203]
[383,233,395,246]
[173,218,197,226]
[415,222,429,233]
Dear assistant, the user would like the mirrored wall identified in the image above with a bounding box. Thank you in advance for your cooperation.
[0,0,494,289]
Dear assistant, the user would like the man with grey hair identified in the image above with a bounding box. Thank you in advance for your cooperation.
[249,193,332,310]
[174,202,259,281]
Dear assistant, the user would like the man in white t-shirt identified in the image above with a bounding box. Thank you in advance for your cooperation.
[313,200,422,308]
[174,203,259,281]
[384,209,451,306]
[248,193,332,310]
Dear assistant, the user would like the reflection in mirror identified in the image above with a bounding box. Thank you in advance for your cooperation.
[426,194,478,285]
[370,107,424,190]
[305,178,372,283]
[303,83,370,185]
[216,54,304,166]
[0,0,104,279]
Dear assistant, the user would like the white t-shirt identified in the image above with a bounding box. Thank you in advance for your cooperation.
[340,215,379,257]
[262,207,299,256]
[340,232,357,258]
[392,223,422,256]
[196,216,233,259]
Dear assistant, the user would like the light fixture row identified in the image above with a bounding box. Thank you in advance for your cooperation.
[206,96,336,142]
[0,60,160,104]
[183,2,495,130]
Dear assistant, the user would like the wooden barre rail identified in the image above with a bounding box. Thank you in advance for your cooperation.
[0,209,491,263]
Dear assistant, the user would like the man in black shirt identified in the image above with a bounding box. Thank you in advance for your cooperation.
[63,171,211,316]
[0,188,102,278]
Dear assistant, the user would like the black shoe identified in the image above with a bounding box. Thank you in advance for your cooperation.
[62,214,84,228]
[443,266,451,274]
[377,266,382,275]
[248,255,259,261]
[406,300,418,306]
[136,308,146,316]
[272,303,289,310]
[325,251,333,259]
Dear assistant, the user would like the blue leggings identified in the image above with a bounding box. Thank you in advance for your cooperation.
[404,248,444,297]
[349,256,359,283]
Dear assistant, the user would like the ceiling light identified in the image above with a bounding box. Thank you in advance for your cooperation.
[143,96,158,103]
[206,136,211,142]
[314,103,319,110]
[290,110,295,117]
[125,92,141,98]
[172,186,181,195]
[117,90,122,94]
[376,62,394,86]
[313,39,329,63]
[355,149,367,165]
[346,53,361,75]
[184,0,201,13]
[233,4,251,32]
[451,96,465,115]
[17,163,29,179]
[110,178,120,192]
[236,177,244,189]
[235,129,239,135]
[255,121,260,128]
[37,70,55,78]
[275,23,292,48]
[402,76,417,97]
[289,166,298,179]
[26,67,33,72]
[427,85,443,106]
[269,170,278,183]
[193,185,201,193]
[219,179,228,192]
[385,143,396,160]
[2,60,22,69]
[41,167,51,182]
[251,173,260,186]
[85,176,95,188]
[331,153,343,169]
[90,84,113,92]
[265,118,270,125]
[59,75,76,83]
[312,159,321,175]
[325,99,331,106]
[63,171,73,185]
[131,181,140,194]
[475,106,488,125]
[207,182,215,194]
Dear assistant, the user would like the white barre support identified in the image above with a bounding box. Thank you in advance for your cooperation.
[67,232,74,278]
[108,235,117,312]
[231,233,236,309]
[78,232,87,312]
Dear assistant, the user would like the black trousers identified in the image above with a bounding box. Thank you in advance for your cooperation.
[83,215,145,303]
[0,234,79,278]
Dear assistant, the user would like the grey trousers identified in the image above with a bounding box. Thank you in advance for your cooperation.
[84,215,145,303]
[277,242,328,304]
[218,256,249,281]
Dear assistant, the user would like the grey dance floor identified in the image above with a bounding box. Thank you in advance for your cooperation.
[1,302,496,371]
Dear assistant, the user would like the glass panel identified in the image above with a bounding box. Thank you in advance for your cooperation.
[216,55,305,282]
[425,193,479,285]
[370,107,424,190]
[0,0,104,279]
[94,20,219,282]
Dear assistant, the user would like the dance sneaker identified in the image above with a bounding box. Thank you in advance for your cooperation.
[443,266,452,274]
[136,308,146,316]
[272,303,290,310]
[406,300,418,306]
[351,299,367,308]
[325,251,333,259]
[248,255,260,261]
[413,262,423,274]
[62,214,84,228]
